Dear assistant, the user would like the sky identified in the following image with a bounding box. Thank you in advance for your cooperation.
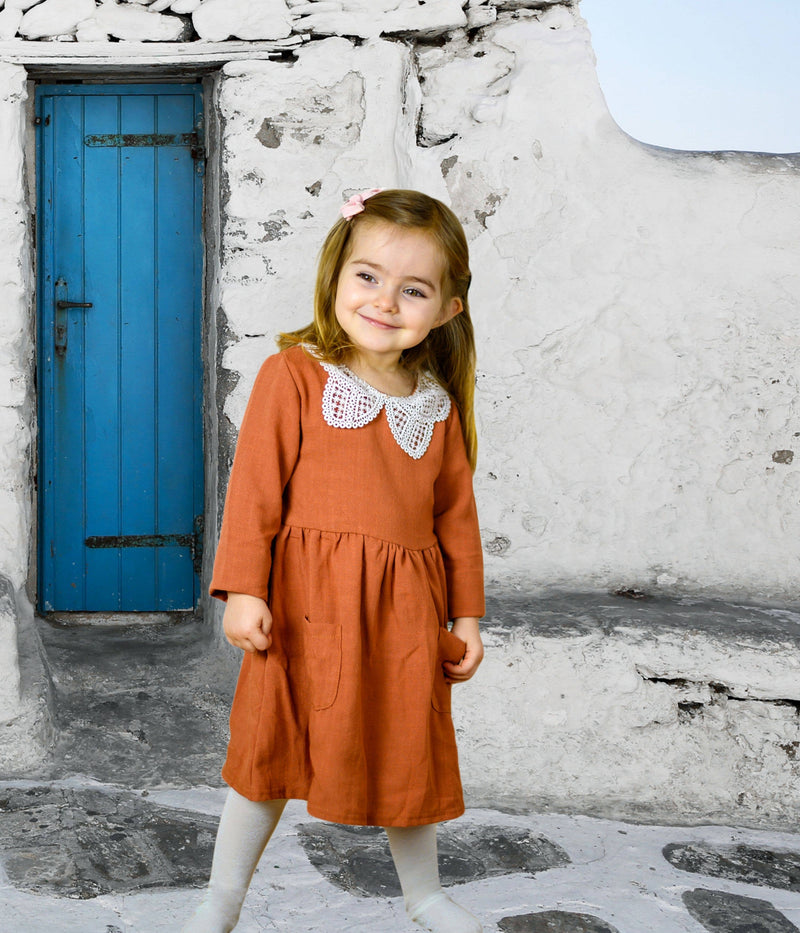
[579,0,800,154]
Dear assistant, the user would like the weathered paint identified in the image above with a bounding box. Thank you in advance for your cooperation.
[0,4,798,824]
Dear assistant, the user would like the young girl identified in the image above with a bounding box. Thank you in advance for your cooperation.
[184,189,485,933]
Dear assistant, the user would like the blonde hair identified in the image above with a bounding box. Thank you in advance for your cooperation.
[278,189,477,469]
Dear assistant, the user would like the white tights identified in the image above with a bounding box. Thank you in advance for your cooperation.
[181,789,481,932]
[180,790,286,933]
[386,824,482,933]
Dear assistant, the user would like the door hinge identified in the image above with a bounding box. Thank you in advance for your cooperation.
[86,514,205,577]
[190,133,205,161]
[192,514,204,577]
[190,132,206,177]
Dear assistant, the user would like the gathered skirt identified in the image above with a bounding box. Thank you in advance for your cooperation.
[222,524,469,827]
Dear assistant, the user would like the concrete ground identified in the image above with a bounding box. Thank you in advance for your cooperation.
[1,614,799,932]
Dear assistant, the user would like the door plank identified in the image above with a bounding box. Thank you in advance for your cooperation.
[119,94,159,610]
[51,94,88,611]
[156,93,201,607]
[84,93,122,609]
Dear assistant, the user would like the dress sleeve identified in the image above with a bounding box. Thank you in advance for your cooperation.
[433,408,485,619]
[209,352,301,601]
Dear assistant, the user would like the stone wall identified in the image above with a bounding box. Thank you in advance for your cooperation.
[0,0,799,817]
[210,9,800,602]
[0,0,563,43]
[0,62,35,745]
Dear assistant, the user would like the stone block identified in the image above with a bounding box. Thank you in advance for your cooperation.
[467,5,496,28]
[296,821,569,897]
[683,889,799,933]
[492,0,568,7]
[0,8,23,38]
[18,0,96,38]
[91,0,188,40]
[5,0,43,11]
[664,841,800,892]
[0,786,218,897]
[193,0,292,41]
[499,914,619,933]
[74,17,109,39]
[417,33,510,125]
[293,0,466,38]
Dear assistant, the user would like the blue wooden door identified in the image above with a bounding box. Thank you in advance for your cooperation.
[37,84,204,612]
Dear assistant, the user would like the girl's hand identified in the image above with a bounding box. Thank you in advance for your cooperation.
[223,592,273,654]
[443,616,484,684]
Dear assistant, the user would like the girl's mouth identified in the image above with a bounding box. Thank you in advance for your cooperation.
[359,314,399,330]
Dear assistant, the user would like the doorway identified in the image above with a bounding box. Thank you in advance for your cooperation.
[36,82,204,612]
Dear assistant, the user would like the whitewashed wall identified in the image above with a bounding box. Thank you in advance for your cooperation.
[0,1,798,819]
[206,14,800,823]
[0,63,35,749]
[213,10,800,603]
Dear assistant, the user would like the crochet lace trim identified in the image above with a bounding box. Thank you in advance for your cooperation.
[320,361,451,459]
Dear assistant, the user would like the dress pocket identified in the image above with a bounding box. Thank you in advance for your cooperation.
[431,626,467,714]
[304,618,342,711]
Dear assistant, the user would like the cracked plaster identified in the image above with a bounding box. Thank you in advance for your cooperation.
[0,2,799,813]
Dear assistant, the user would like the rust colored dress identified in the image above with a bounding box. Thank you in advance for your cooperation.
[210,345,484,827]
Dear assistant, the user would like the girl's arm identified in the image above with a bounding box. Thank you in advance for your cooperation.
[443,616,484,684]
[433,409,485,683]
[433,409,485,620]
[210,353,302,603]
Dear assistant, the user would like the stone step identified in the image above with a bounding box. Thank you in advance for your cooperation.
[458,592,800,828]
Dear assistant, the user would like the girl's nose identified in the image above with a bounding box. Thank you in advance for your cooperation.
[373,288,398,312]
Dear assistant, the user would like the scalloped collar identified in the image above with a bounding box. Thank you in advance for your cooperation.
[318,360,451,459]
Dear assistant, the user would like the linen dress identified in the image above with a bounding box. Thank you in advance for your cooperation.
[210,344,485,827]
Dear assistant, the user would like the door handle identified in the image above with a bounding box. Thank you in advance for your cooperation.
[54,278,92,358]
[56,300,93,310]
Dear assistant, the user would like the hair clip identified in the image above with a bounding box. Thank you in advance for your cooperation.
[340,188,383,220]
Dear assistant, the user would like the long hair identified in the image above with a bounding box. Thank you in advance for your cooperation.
[278,189,477,469]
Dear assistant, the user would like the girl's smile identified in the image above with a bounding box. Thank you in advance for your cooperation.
[359,313,401,330]
[334,221,462,380]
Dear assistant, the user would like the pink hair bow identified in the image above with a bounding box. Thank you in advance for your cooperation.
[340,188,383,219]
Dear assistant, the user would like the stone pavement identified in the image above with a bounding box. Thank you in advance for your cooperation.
[1,616,799,932]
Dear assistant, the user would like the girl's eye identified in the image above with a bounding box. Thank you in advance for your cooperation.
[357,272,377,283]
[404,287,427,299]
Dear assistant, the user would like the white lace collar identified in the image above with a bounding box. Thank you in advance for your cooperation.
[319,361,451,459]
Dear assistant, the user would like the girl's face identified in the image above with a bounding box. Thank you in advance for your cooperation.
[334,221,462,370]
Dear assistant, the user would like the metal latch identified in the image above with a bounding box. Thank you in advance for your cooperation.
[54,278,92,358]
[57,300,93,310]
[86,514,204,577]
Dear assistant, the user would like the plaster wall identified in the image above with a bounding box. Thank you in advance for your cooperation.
[0,62,53,769]
[0,63,34,725]
[0,64,33,600]
[212,12,800,603]
[0,1,798,820]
